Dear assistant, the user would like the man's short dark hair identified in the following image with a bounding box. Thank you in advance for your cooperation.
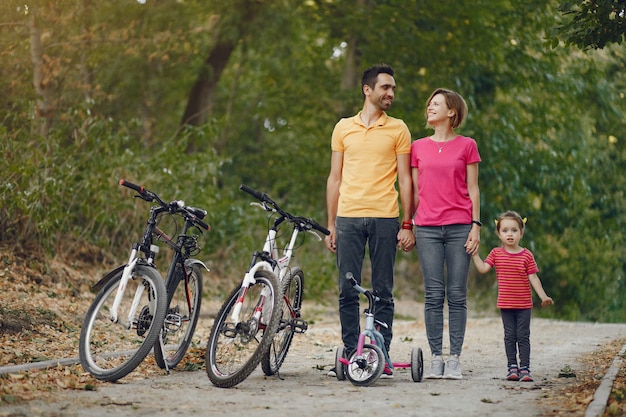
[361,64,394,95]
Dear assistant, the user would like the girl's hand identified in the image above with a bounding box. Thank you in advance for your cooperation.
[541,297,554,307]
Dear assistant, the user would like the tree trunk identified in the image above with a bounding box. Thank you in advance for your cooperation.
[180,1,264,154]
[180,41,235,128]
[29,13,55,139]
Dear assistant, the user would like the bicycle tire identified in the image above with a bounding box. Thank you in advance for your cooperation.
[206,270,281,388]
[79,264,167,381]
[261,268,304,376]
[154,264,203,370]
[345,343,385,387]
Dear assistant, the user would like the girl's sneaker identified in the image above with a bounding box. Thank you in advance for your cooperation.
[506,365,519,381]
[518,367,534,382]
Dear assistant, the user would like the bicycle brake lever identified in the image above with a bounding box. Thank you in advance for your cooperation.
[306,229,323,241]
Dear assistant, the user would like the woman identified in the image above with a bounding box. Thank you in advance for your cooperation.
[410,88,481,380]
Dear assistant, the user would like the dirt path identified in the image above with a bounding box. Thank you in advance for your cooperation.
[2,302,626,417]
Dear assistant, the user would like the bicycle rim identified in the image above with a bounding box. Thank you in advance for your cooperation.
[79,265,167,381]
[154,265,203,370]
[261,268,304,376]
[346,343,385,386]
[206,270,281,388]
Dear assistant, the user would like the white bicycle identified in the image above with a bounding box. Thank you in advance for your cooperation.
[205,185,329,388]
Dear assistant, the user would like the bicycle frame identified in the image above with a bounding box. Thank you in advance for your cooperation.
[348,280,393,371]
[230,211,313,324]
[103,186,210,328]
[156,223,209,328]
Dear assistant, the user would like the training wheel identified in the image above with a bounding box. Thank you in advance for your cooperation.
[334,346,346,381]
[411,347,423,382]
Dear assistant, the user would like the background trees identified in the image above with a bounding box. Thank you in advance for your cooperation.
[1,0,624,321]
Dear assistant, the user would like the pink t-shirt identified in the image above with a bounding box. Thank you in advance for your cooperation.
[484,247,539,309]
[410,136,481,226]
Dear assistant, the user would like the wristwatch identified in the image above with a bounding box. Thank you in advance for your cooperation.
[472,220,482,227]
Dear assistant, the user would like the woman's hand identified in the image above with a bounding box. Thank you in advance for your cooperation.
[465,225,480,255]
[397,229,415,252]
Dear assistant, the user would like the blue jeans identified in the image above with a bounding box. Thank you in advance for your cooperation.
[335,217,398,353]
[415,224,471,357]
[500,308,532,368]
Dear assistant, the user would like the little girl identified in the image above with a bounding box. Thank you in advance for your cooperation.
[472,210,554,382]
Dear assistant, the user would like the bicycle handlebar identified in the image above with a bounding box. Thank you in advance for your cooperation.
[239,184,330,236]
[119,179,210,231]
[346,272,392,308]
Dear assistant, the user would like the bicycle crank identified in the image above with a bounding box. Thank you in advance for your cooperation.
[136,305,153,337]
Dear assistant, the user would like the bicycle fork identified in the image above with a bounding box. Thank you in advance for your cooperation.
[231,260,274,321]
[110,246,159,330]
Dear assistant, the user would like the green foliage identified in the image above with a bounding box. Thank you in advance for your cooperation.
[1,0,625,320]
[551,0,626,49]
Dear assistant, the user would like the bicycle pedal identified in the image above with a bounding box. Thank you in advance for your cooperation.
[292,318,308,334]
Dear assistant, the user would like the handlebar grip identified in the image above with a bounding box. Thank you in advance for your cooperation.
[239,184,265,201]
[196,219,210,231]
[310,219,330,236]
[119,179,143,193]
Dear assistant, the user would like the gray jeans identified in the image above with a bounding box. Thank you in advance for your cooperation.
[415,224,471,357]
[335,217,398,353]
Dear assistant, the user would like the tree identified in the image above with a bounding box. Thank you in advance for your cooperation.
[552,0,626,49]
[1,0,626,320]
[180,1,265,131]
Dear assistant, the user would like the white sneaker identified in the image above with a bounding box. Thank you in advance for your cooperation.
[425,356,444,379]
[444,355,462,379]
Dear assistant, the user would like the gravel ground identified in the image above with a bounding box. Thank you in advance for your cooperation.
[2,301,626,417]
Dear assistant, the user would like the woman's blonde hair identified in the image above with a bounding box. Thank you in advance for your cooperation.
[425,88,468,129]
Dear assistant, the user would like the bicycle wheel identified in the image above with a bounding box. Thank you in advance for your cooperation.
[411,346,424,382]
[206,270,281,388]
[261,268,304,376]
[345,343,385,387]
[79,264,167,381]
[154,264,203,370]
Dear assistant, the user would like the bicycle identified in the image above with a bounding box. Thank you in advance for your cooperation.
[205,185,329,388]
[333,272,424,386]
[79,179,210,381]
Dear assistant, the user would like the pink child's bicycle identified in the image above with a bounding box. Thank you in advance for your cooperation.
[333,273,424,386]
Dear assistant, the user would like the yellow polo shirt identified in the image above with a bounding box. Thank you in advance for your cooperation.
[331,111,411,218]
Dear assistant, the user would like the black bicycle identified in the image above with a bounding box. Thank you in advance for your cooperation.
[79,179,210,381]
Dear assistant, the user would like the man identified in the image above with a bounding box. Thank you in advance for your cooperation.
[325,64,414,377]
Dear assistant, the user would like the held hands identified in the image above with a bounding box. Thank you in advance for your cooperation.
[465,227,480,255]
[397,229,415,252]
[326,228,416,253]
